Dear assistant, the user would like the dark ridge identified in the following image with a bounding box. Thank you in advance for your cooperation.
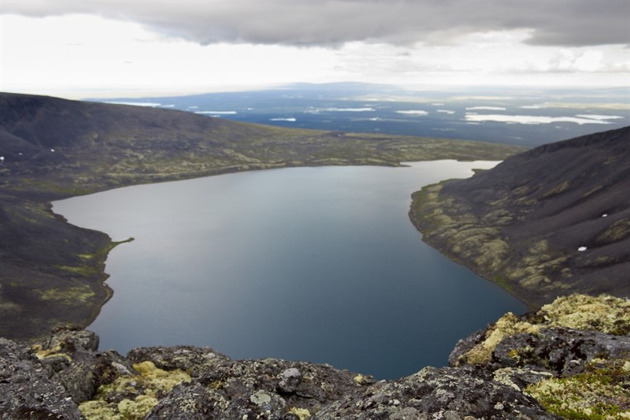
[411,126,630,307]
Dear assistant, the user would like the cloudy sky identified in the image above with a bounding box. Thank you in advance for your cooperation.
[1,0,629,98]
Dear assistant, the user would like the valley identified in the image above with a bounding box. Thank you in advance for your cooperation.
[0,92,523,341]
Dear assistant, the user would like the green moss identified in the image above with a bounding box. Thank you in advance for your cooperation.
[288,407,312,419]
[53,264,100,276]
[117,395,159,420]
[78,401,121,420]
[540,294,630,335]
[526,358,630,419]
[457,312,541,365]
[35,285,95,304]
[597,218,630,243]
[457,294,630,366]
[542,180,570,198]
[492,275,514,293]
[353,374,372,385]
[79,360,190,420]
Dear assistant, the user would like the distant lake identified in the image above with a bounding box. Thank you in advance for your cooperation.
[53,161,526,379]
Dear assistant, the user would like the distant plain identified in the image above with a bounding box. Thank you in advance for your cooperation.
[96,83,630,147]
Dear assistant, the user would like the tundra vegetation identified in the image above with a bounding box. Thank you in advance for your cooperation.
[410,126,630,308]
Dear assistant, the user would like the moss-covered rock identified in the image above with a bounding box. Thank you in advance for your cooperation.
[3,295,628,418]
[451,294,630,367]
[540,293,630,335]
[526,358,630,419]
[449,294,630,420]
[79,360,191,419]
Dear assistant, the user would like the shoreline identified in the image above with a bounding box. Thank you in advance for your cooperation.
[408,182,536,309]
[32,159,508,342]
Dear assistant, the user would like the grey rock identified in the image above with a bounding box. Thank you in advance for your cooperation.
[127,344,229,378]
[224,389,288,419]
[45,328,99,353]
[492,367,555,392]
[196,358,365,414]
[491,327,630,376]
[277,367,302,393]
[0,337,82,419]
[92,349,137,387]
[37,329,101,403]
[146,382,229,419]
[6,295,628,419]
[315,366,559,419]
[448,327,487,367]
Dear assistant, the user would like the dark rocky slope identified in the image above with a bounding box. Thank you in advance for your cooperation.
[0,92,524,341]
[1,294,628,419]
[410,126,630,307]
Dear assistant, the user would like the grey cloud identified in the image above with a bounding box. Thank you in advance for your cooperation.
[1,0,628,47]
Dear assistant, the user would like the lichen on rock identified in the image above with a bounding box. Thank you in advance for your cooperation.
[450,294,630,420]
[526,358,630,419]
[79,360,191,419]
[1,294,628,418]
[539,293,630,334]
[451,294,630,366]
[451,311,541,366]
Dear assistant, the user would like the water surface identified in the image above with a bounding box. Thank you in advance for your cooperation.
[53,161,526,379]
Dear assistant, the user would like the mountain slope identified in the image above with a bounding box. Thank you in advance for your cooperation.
[0,92,524,340]
[1,92,524,195]
[410,126,630,307]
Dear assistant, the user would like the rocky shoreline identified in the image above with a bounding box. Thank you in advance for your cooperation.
[2,294,628,419]
[409,126,630,308]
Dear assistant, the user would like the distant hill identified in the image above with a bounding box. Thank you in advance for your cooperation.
[0,92,523,196]
[410,126,630,307]
[0,92,523,340]
[93,84,630,147]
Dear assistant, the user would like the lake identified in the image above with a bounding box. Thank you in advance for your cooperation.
[52,161,526,379]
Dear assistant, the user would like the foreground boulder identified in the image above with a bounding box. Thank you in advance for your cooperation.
[0,337,83,419]
[0,294,628,419]
[450,294,630,419]
[316,366,557,419]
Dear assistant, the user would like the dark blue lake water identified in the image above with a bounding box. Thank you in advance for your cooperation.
[53,161,526,379]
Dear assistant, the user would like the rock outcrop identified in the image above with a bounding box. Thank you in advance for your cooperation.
[1,294,627,419]
[410,126,630,307]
